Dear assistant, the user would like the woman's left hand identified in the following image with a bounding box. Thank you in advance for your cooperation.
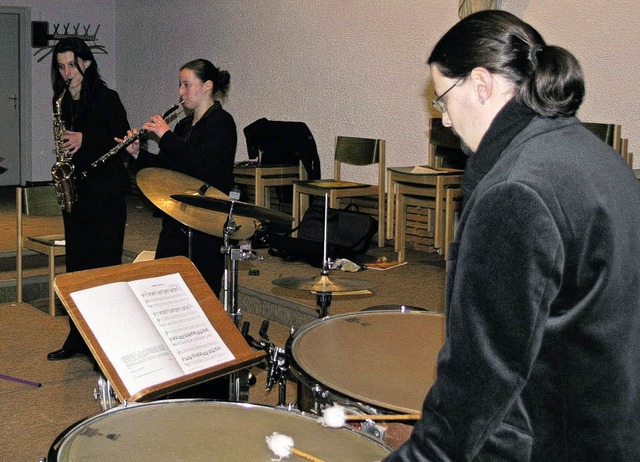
[62,130,83,156]
[142,115,170,138]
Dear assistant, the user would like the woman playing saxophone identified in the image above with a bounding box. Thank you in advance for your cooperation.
[47,38,131,362]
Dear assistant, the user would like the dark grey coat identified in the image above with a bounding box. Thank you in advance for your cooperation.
[387,116,640,461]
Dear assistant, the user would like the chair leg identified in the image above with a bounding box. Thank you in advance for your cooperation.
[48,250,56,316]
[292,185,301,233]
[394,187,402,252]
[255,172,265,207]
[433,177,444,253]
[386,172,395,242]
[16,187,23,303]
[397,194,407,262]
[377,192,385,248]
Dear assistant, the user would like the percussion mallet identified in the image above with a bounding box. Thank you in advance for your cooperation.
[318,405,421,428]
[265,432,325,462]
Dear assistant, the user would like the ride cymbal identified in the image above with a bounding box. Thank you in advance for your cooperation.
[136,167,257,240]
[171,194,294,224]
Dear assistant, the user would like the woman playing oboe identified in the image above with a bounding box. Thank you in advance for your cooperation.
[126,58,236,300]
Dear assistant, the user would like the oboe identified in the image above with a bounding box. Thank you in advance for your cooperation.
[79,100,184,179]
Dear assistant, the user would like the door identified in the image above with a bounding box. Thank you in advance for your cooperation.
[0,9,25,186]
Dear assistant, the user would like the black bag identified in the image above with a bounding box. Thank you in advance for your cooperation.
[267,205,378,267]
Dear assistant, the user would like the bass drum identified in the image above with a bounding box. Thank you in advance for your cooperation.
[287,309,445,417]
[46,400,390,461]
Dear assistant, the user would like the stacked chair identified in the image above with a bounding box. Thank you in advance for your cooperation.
[388,118,464,261]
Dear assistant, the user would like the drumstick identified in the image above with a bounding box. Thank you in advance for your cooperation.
[318,405,420,428]
[345,413,421,422]
[265,432,325,462]
[290,447,325,462]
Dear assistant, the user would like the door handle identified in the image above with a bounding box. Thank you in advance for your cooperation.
[7,95,18,110]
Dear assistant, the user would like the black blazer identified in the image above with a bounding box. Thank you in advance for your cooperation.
[243,118,320,180]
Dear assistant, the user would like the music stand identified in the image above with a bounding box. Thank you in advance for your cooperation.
[54,256,264,404]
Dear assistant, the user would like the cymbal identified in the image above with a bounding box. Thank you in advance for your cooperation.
[171,194,294,224]
[136,167,256,240]
[272,273,376,293]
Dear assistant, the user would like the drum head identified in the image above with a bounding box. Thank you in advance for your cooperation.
[50,400,390,461]
[288,310,445,414]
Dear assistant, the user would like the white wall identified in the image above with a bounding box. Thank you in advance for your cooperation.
[4,0,639,181]
[115,0,640,184]
[115,1,460,184]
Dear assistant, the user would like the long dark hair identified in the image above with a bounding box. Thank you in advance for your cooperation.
[180,59,231,96]
[51,37,108,111]
[428,10,584,117]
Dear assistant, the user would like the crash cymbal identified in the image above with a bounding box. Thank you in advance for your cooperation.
[136,167,256,240]
[272,273,375,293]
[171,194,294,224]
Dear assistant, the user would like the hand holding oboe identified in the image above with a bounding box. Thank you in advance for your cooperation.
[114,100,184,159]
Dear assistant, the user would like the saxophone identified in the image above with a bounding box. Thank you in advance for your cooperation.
[51,81,76,213]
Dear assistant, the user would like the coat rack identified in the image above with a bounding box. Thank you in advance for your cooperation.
[32,21,107,63]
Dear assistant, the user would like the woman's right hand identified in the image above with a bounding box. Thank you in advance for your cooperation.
[115,129,141,158]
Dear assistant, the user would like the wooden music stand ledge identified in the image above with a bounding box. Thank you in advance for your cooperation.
[53,256,264,404]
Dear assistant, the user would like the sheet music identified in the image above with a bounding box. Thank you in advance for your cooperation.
[71,281,183,394]
[70,273,235,395]
[128,273,235,373]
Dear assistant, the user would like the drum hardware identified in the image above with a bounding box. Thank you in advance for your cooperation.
[219,194,263,402]
[93,373,120,411]
[243,319,291,407]
[170,191,294,327]
[172,187,297,401]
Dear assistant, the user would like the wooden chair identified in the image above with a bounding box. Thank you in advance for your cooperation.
[388,118,464,261]
[620,138,634,167]
[234,119,320,208]
[444,187,463,260]
[292,136,386,247]
[583,122,622,153]
[16,184,66,316]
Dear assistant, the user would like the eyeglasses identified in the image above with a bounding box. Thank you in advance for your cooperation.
[432,78,463,113]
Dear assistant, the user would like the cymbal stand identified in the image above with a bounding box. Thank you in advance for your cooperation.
[316,194,332,318]
[220,199,263,401]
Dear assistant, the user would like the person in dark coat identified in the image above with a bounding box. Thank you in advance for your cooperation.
[47,38,130,361]
[385,10,640,461]
[126,59,236,297]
